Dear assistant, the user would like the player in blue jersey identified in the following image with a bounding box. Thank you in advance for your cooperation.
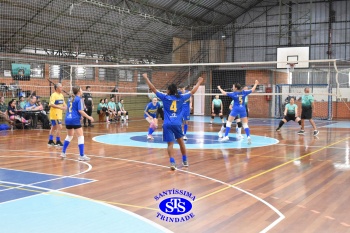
[144,97,160,140]
[60,86,94,161]
[143,73,203,170]
[218,99,242,139]
[178,85,192,140]
[218,80,258,144]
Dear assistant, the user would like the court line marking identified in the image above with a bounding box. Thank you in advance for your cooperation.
[0,153,157,211]
[195,136,350,201]
[0,149,283,233]
[0,181,172,233]
[0,156,94,194]
[75,154,284,233]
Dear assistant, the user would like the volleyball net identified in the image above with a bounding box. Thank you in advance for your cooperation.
[57,59,349,120]
[2,59,348,120]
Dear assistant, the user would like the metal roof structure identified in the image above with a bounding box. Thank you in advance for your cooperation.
[0,0,269,63]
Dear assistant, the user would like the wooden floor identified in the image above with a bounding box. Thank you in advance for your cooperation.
[1,118,350,233]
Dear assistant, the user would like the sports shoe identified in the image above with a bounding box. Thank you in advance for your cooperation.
[182,160,189,167]
[313,130,319,136]
[183,135,188,140]
[48,140,55,146]
[170,162,176,171]
[147,135,154,140]
[220,136,229,142]
[218,131,223,138]
[297,130,305,135]
[88,124,94,127]
[209,121,213,124]
[276,127,281,132]
[56,141,63,147]
[60,152,66,158]
[79,155,90,161]
[83,124,88,127]
[247,136,252,145]
[237,134,244,140]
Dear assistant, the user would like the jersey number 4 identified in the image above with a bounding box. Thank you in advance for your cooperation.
[170,101,177,112]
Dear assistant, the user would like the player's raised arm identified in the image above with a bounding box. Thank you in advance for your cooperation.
[217,86,227,96]
[190,77,204,95]
[250,80,259,92]
[142,73,157,93]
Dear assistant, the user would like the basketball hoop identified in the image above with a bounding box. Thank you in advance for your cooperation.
[286,63,296,72]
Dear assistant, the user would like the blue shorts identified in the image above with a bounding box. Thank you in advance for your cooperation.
[51,120,62,126]
[144,113,156,119]
[182,109,190,121]
[162,124,184,142]
[229,107,248,118]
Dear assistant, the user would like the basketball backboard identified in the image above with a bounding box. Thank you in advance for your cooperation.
[277,47,309,69]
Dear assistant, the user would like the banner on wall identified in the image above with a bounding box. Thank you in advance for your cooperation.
[12,63,31,81]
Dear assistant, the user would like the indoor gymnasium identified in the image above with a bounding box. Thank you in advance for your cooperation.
[0,0,350,232]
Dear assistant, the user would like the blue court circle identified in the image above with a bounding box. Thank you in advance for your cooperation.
[93,132,279,149]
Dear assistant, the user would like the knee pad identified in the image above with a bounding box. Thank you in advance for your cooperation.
[242,123,248,128]
[298,120,301,125]
[150,123,156,130]
[126,112,128,115]
[65,135,73,142]
[78,136,84,145]
[220,115,223,119]
[237,122,242,128]
[226,121,232,128]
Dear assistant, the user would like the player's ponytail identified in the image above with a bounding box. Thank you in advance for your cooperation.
[168,84,180,98]
[234,83,242,91]
[69,86,80,112]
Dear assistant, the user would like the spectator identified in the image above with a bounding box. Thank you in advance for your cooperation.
[0,96,7,120]
[111,85,120,102]
[0,96,6,114]
[18,96,27,110]
[25,95,43,111]
[118,99,128,122]
[8,99,29,124]
[108,97,119,121]
[103,98,110,123]
[82,86,94,127]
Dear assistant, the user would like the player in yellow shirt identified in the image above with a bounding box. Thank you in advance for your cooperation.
[48,83,67,147]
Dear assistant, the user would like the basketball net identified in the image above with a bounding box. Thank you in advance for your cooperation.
[286,63,296,73]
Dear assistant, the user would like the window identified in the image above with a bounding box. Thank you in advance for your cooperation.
[74,67,94,80]
[118,69,133,82]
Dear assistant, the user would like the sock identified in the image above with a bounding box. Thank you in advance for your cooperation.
[184,124,188,135]
[244,127,251,137]
[170,157,175,163]
[78,144,84,156]
[278,121,284,128]
[148,127,154,135]
[220,126,225,133]
[182,155,187,161]
[49,135,53,141]
[56,137,60,142]
[62,141,70,153]
[225,127,230,137]
[126,115,129,120]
